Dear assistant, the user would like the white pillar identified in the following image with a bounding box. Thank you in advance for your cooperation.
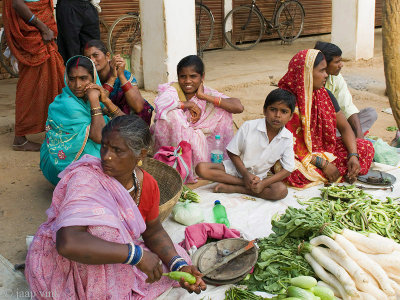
[331,0,375,60]
[224,0,233,32]
[140,0,197,91]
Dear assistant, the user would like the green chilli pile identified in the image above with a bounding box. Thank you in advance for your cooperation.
[299,185,400,242]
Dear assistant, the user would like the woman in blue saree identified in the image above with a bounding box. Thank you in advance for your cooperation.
[40,55,125,185]
[83,39,153,125]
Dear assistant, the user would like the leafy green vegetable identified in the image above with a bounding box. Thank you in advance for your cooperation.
[386,126,398,132]
[224,286,267,300]
[179,185,201,203]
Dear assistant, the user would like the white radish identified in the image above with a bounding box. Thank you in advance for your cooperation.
[318,247,369,284]
[310,235,348,258]
[317,280,340,298]
[389,279,400,296]
[368,232,400,252]
[310,245,358,296]
[358,292,377,300]
[367,251,400,273]
[342,229,394,254]
[334,234,395,296]
[305,253,351,300]
[355,273,388,300]
[387,272,400,285]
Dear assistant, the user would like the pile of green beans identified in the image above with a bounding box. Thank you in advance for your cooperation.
[299,185,400,242]
[224,286,266,300]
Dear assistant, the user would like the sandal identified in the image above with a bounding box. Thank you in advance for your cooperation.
[12,140,41,152]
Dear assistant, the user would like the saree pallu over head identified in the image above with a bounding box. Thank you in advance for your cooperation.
[3,0,58,66]
[41,56,109,182]
[279,49,339,187]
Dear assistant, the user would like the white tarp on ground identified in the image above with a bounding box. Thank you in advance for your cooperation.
[159,164,400,300]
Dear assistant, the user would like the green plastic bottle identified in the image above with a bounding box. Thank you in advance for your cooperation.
[213,200,230,228]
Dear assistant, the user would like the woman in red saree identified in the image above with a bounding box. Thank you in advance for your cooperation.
[278,49,374,188]
[3,0,64,151]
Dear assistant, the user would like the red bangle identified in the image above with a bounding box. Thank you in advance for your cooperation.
[180,102,185,110]
[121,81,133,93]
[103,83,113,93]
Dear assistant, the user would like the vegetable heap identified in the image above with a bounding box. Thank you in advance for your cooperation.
[179,185,201,203]
[226,276,335,300]
[243,208,320,294]
[299,185,400,242]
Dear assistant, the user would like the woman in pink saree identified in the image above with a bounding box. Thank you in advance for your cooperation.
[151,55,243,182]
[25,115,206,299]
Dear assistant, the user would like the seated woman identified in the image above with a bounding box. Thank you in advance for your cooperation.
[278,49,374,188]
[40,55,125,185]
[83,39,153,125]
[151,55,244,182]
[26,115,206,299]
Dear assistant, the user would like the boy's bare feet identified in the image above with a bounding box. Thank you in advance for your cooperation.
[13,136,41,152]
[214,183,246,194]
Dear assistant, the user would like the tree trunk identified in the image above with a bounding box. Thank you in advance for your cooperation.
[382,0,400,128]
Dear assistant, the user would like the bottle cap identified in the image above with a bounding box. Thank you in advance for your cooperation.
[215,135,221,140]
[214,200,221,205]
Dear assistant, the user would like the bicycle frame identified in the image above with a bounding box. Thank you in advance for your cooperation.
[246,0,284,30]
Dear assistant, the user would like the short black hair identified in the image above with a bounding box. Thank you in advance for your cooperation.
[264,88,296,113]
[84,39,109,55]
[66,56,94,80]
[177,55,204,76]
[313,51,325,68]
[314,41,342,65]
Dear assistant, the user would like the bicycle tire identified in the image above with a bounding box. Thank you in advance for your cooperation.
[195,3,214,55]
[99,16,110,45]
[107,14,141,56]
[223,5,264,51]
[275,0,305,43]
[0,30,18,77]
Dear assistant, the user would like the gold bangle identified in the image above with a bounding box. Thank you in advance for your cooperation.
[91,112,103,117]
[109,106,119,116]
[218,97,222,107]
[91,107,101,111]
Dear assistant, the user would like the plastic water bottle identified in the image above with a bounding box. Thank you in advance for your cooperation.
[213,200,230,228]
[210,135,224,163]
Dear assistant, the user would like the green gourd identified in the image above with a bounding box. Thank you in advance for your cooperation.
[162,271,196,284]
[290,276,318,289]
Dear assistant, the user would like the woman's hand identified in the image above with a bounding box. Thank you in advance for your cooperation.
[346,156,360,183]
[85,83,101,100]
[186,102,201,123]
[136,250,163,283]
[179,265,207,294]
[195,82,206,100]
[109,57,118,79]
[323,162,341,183]
[40,26,54,42]
[113,55,126,78]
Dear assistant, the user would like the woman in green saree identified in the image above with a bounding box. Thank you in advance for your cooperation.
[40,55,125,185]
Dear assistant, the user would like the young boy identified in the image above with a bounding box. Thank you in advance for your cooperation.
[196,88,295,200]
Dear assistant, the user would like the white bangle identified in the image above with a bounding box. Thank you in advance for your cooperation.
[126,242,135,265]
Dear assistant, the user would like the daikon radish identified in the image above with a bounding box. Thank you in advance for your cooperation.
[355,269,388,300]
[317,281,340,298]
[389,279,400,296]
[318,247,369,284]
[358,292,377,300]
[334,234,395,296]
[310,235,348,258]
[387,272,400,285]
[368,232,400,251]
[307,245,358,296]
[342,229,394,254]
[367,252,400,273]
[305,253,351,300]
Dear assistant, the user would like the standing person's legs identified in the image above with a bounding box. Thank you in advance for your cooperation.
[79,3,100,50]
[358,107,378,134]
[56,0,84,62]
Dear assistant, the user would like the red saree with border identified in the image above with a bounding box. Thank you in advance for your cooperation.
[3,0,64,136]
[278,49,374,188]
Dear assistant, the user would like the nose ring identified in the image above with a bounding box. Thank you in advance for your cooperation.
[108,157,112,160]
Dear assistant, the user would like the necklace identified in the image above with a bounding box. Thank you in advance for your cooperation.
[132,169,141,206]
[126,183,135,193]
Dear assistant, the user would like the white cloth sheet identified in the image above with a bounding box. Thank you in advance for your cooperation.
[159,166,400,300]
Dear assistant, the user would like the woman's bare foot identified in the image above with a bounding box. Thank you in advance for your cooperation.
[13,136,41,152]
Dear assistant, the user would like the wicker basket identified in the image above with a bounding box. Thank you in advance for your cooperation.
[142,158,183,222]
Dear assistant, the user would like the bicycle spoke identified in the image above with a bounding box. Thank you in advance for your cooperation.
[275,1,304,42]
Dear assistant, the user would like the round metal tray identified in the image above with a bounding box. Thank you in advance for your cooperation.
[357,170,396,186]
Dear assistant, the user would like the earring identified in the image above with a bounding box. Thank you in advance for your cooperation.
[137,160,142,167]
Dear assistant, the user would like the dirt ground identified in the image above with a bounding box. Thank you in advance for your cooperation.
[0,30,396,265]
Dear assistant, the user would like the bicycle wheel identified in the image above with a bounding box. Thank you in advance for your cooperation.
[99,16,110,46]
[195,3,214,55]
[0,30,18,77]
[275,0,305,43]
[107,13,141,57]
[223,5,263,51]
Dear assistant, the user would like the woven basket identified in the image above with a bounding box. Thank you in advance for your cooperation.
[142,158,183,222]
